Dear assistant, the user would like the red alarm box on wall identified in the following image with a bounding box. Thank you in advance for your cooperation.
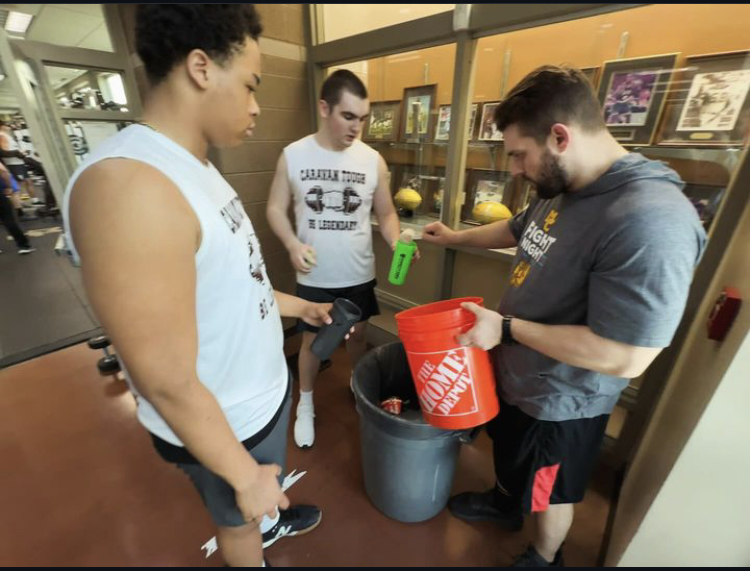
[707,287,742,342]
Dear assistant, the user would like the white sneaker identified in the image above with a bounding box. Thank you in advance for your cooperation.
[18,247,35,255]
[294,402,315,449]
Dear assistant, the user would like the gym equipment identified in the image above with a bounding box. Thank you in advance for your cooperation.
[87,335,121,374]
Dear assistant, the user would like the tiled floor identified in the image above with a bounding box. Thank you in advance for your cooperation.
[0,343,614,566]
[0,217,100,367]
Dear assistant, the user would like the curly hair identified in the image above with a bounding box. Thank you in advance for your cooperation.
[136,5,263,85]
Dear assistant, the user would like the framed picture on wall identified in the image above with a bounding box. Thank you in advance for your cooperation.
[461,169,512,223]
[434,103,479,141]
[401,84,437,142]
[597,53,679,145]
[435,105,452,141]
[656,50,750,146]
[363,100,401,142]
[468,102,478,139]
[477,101,504,142]
[580,66,601,89]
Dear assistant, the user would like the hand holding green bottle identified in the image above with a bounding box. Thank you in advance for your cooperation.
[388,229,418,285]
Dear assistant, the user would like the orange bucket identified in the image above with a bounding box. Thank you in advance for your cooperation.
[395,297,500,429]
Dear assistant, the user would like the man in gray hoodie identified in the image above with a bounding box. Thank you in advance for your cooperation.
[422,65,706,567]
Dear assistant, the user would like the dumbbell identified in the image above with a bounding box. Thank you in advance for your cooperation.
[342,187,362,214]
[305,186,325,213]
[304,187,362,215]
[87,335,121,374]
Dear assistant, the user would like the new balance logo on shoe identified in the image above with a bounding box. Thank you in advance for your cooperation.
[262,506,322,548]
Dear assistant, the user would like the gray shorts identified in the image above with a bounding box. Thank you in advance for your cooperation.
[177,387,292,528]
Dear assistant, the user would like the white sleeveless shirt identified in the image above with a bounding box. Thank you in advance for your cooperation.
[0,131,24,166]
[284,135,380,288]
[62,124,287,446]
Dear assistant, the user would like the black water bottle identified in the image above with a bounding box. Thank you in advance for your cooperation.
[311,298,362,361]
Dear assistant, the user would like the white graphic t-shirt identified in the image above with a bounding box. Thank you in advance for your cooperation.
[284,135,380,288]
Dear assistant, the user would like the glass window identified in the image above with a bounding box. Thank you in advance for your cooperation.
[318,4,454,43]
[45,65,129,112]
[64,120,131,163]
[462,4,750,231]
[329,43,457,228]
[459,4,750,431]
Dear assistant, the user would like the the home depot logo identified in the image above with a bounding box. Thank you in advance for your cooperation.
[413,349,477,416]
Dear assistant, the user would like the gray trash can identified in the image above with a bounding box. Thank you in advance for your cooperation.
[353,342,469,523]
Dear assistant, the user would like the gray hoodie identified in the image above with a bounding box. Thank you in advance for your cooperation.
[496,153,706,421]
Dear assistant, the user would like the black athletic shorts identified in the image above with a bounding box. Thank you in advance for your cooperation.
[295,278,380,333]
[486,398,609,514]
[7,164,28,181]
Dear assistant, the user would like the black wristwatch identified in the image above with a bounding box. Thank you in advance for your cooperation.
[502,315,517,346]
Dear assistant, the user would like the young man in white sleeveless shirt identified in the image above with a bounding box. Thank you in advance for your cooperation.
[267,71,404,449]
[63,6,331,567]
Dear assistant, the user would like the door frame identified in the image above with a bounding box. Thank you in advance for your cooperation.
[0,5,142,205]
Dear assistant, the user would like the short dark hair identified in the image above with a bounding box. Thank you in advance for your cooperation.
[494,65,606,143]
[320,70,368,109]
[136,5,263,85]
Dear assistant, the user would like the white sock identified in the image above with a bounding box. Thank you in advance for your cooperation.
[260,510,280,534]
[299,390,314,408]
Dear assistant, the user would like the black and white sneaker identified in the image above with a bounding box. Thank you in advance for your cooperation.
[511,545,564,567]
[262,505,322,548]
[448,486,524,530]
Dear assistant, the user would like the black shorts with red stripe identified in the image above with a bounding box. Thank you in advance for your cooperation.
[486,398,609,514]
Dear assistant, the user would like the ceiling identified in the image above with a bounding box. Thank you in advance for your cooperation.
[0,4,111,51]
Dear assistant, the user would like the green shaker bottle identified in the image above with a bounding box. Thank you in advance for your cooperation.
[388,229,418,286]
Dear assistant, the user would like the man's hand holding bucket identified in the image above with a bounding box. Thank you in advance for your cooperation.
[456,302,504,350]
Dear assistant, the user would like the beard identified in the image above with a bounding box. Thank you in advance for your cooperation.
[526,149,570,200]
